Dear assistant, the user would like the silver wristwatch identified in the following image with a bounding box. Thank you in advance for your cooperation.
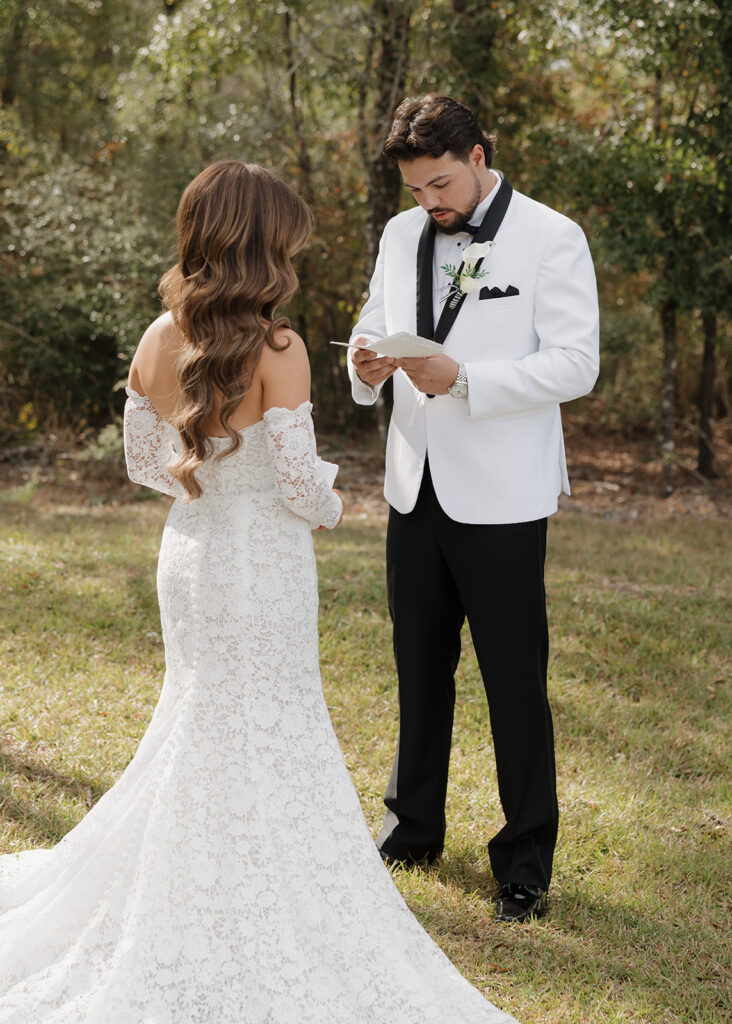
[448,363,469,399]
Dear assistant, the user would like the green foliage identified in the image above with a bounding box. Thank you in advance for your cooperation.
[529,0,730,304]
[525,0,732,433]
[410,0,560,179]
[75,419,127,483]
[0,149,166,438]
[0,0,730,439]
[0,0,151,156]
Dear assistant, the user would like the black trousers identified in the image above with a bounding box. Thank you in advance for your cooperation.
[376,461,559,889]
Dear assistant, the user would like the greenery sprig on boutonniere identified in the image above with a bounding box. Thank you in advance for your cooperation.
[441,240,496,296]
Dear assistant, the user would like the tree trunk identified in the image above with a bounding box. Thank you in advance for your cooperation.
[697,310,717,478]
[283,10,316,207]
[1,4,27,108]
[356,1,412,440]
[283,10,316,348]
[360,0,411,276]
[660,299,677,498]
[360,3,409,273]
[327,334,347,428]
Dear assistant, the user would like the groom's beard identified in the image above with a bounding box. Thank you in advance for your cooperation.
[429,174,482,235]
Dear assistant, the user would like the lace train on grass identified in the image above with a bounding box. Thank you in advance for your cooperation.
[0,393,516,1023]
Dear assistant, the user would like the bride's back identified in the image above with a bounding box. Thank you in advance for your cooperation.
[129,311,307,439]
[127,160,314,501]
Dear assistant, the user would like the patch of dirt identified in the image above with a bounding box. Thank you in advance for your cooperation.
[1,424,730,522]
[319,423,732,523]
[556,422,731,521]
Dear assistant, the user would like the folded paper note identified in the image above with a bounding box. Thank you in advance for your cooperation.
[330,332,444,358]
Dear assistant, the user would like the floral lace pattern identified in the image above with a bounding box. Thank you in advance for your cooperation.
[123,388,183,499]
[0,394,517,1023]
[122,390,342,529]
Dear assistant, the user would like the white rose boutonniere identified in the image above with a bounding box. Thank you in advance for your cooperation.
[463,240,495,264]
[459,275,483,294]
[441,240,495,299]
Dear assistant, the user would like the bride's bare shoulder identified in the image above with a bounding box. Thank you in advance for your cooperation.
[258,328,311,408]
[273,325,306,350]
[258,328,309,369]
[137,311,181,357]
[129,311,184,402]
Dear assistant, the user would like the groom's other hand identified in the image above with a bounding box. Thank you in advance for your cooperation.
[397,354,459,396]
[352,338,396,388]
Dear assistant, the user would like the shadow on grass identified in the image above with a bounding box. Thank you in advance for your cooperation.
[0,746,107,846]
[404,855,729,1022]
[0,789,87,847]
[0,747,106,803]
[436,847,499,898]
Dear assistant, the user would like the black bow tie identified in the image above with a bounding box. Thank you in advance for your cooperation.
[463,222,479,235]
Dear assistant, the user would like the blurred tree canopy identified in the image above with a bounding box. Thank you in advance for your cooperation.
[1,0,729,483]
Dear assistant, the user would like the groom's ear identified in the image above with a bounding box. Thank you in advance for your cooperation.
[468,144,486,171]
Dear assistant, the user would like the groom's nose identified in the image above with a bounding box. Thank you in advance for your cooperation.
[414,187,439,211]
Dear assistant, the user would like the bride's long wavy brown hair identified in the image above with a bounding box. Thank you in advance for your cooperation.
[159,161,312,499]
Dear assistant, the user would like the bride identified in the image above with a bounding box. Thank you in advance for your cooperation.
[0,161,518,1023]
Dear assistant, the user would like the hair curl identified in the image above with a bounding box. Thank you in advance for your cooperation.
[159,161,312,499]
[383,94,496,166]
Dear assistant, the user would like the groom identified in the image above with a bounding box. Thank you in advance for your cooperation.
[346,94,599,922]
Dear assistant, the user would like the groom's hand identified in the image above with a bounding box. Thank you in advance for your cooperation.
[352,339,396,388]
[397,354,459,396]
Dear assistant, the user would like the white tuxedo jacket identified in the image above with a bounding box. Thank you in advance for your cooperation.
[348,185,600,524]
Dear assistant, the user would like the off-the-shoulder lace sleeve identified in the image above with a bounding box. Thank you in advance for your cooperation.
[123,388,184,499]
[263,402,342,530]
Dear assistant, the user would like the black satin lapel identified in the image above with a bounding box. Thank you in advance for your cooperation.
[473,176,513,246]
[433,177,514,346]
[416,216,436,340]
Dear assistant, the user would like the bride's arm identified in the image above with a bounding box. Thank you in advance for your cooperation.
[123,313,186,498]
[123,388,184,498]
[261,333,343,530]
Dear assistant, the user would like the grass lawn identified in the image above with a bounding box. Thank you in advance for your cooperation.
[0,487,729,1023]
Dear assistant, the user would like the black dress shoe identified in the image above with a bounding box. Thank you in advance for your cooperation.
[378,847,441,869]
[496,883,546,922]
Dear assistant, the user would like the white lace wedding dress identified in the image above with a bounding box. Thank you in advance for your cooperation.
[0,390,518,1024]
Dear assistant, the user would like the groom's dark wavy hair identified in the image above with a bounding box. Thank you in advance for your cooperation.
[383,94,496,166]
